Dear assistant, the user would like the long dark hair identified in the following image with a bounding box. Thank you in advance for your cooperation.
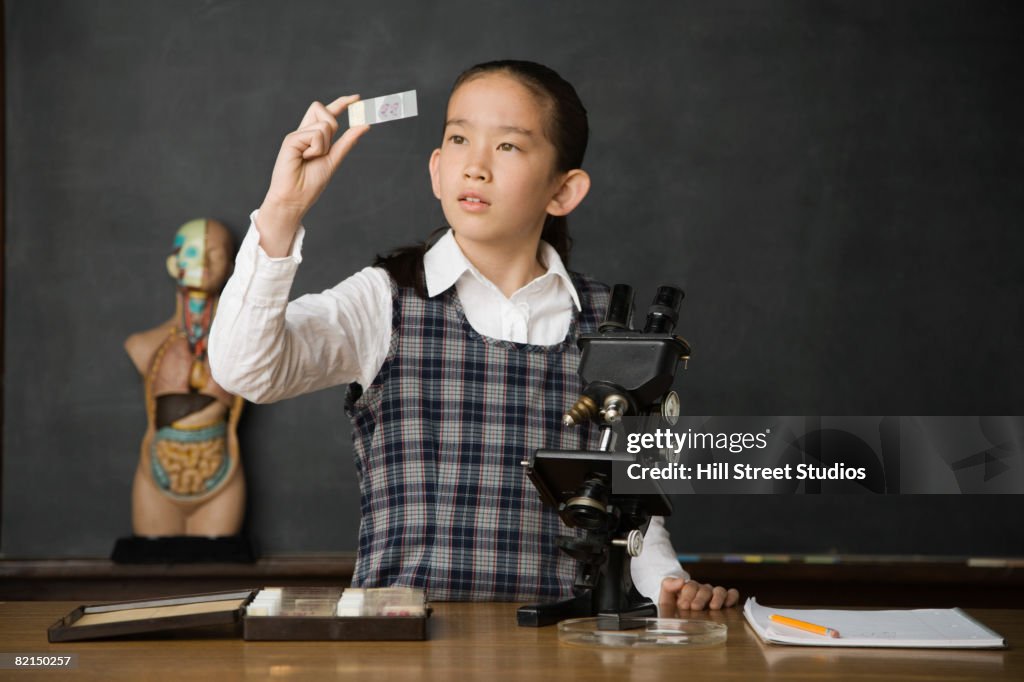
[375,60,589,296]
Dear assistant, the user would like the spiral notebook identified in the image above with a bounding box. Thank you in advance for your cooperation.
[743,598,1005,649]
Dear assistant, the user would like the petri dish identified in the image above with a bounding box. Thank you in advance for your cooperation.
[558,617,727,649]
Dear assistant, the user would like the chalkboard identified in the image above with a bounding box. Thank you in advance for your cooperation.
[3,0,1022,560]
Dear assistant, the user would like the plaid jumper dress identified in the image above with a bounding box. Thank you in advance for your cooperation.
[345,272,609,601]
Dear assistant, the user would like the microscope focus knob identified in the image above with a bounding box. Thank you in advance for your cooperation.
[563,395,598,426]
[612,529,644,557]
[602,394,629,423]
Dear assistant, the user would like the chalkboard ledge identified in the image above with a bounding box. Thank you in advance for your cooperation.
[1,554,1022,606]
[0,553,356,601]
[685,554,1024,608]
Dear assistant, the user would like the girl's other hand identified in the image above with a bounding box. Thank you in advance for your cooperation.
[257,95,371,256]
[658,576,740,615]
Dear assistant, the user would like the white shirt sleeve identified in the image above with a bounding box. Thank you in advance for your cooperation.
[629,515,689,610]
[208,211,392,404]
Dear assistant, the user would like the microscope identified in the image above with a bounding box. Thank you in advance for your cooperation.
[518,285,691,627]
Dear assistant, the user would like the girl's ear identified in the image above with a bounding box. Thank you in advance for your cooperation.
[428,148,442,200]
[546,169,591,217]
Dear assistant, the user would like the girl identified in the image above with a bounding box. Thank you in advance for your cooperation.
[209,60,738,614]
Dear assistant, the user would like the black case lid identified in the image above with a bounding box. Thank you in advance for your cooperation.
[47,589,257,642]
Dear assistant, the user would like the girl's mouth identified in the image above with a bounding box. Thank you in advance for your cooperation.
[458,193,490,211]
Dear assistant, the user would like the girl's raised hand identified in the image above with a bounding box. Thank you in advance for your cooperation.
[257,95,371,256]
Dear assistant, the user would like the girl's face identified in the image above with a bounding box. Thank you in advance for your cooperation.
[429,73,572,248]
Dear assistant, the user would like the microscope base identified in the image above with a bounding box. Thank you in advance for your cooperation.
[592,603,659,630]
[517,593,592,627]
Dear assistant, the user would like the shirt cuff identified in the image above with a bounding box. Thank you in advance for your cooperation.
[234,209,305,305]
[629,516,689,604]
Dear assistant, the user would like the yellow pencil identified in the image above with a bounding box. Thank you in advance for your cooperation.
[769,613,841,638]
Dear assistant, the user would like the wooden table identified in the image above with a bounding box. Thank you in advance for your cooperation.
[0,601,1020,681]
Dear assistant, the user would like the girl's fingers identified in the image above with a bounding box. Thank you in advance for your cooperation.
[267,95,366,211]
[675,581,699,611]
[291,96,363,164]
[658,577,686,618]
[298,95,358,129]
[708,585,728,610]
[324,94,361,117]
[298,101,320,130]
[689,584,713,610]
[677,582,737,611]
[280,130,309,162]
[672,580,742,612]
[297,100,327,129]
[285,121,333,160]
[296,120,335,159]
[326,124,370,171]
[298,100,341,136]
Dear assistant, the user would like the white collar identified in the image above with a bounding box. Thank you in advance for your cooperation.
[423,229,581,310]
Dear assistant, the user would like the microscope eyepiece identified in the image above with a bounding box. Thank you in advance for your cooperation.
[642,285,685,334]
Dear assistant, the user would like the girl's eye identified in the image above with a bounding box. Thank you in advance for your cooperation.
[448,134,466,145]
[497,142,518,152]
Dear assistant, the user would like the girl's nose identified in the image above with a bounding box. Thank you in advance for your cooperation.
[463,153,491,182]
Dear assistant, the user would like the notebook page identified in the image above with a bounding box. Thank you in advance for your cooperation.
[743,598,1005,648]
